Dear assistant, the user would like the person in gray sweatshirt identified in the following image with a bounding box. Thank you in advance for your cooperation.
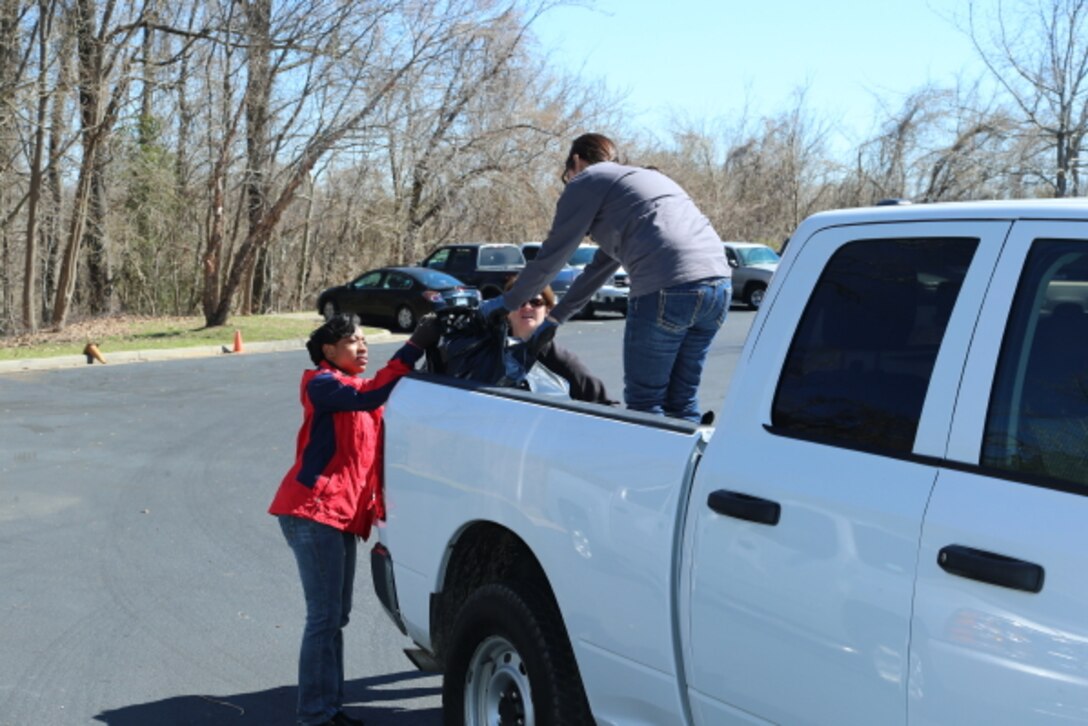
[480,133,731,422]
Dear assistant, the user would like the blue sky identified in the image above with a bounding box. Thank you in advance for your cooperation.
[531,0,987,149]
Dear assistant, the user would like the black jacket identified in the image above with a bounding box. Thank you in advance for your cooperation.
[537,341,618,405]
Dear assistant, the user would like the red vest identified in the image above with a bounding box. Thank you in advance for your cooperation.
[269,348,418,539]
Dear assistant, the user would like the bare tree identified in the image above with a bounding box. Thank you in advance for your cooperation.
[239,0,271,314]
[0,0,30,332]
[840,83,1027,205]
[645,90,833,246]
[377,5,621,265]
[22,0,57,332]
[967,0,1088,196]
[51,0,147,328]
[193,0,572,326]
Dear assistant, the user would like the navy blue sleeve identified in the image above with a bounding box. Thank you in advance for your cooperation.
[307,343,422,413]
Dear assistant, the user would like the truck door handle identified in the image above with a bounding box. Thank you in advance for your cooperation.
[707,490,780,526]
[937,545,1045,593]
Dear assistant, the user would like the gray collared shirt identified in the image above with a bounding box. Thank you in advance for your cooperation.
[502,162,730,322]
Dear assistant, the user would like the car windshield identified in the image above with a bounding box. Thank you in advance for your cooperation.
[738,246,780,266]
[568,246,597,266]
[478,246,526,266]
[413,269,465,289]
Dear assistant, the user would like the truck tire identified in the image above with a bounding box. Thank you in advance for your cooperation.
[442,582,592,726]
[745,282,766,310]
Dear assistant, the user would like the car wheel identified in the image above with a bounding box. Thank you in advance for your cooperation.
[442,582,592,726]
[579,302,596,320]
[746,283,766,310]
[322,300,338,320]
[395,305,417,332]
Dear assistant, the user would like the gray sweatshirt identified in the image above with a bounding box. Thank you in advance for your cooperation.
[502,162,730,322]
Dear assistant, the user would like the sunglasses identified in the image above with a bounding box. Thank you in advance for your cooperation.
[520,297,547,309]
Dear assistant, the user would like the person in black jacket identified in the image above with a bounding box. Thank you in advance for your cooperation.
[504,279,618,405]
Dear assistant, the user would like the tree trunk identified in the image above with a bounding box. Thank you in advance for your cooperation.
[23,0,53,332]
[51,153,95,327]
[41,16,71,323]
[83,154,112,313]
[243,0,272,314]
[0,0,20,330]
[295,173,315,310]
[52,0,139,328]
[201,146,229,323]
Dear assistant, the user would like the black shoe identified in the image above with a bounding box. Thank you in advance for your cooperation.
[332,712,365,726]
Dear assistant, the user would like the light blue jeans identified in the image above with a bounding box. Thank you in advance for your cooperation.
[279,515,356,725]
[623,277,731,421]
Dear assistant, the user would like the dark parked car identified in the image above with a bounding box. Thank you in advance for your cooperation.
[419,243,525,299]
[316,267,480,331]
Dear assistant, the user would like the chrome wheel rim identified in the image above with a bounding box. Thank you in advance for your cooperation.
[322,301,337,319]
[463,635,533,726]
[750,288,764,308]
[397,307,415,330]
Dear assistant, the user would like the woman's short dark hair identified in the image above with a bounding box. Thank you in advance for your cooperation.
[565,133,618,180]
[306,313,360,366]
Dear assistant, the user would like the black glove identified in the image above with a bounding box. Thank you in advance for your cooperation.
[478,295,509,326]
[409,313,442,349]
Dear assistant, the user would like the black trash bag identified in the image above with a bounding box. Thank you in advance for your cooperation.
[424,306,556,387]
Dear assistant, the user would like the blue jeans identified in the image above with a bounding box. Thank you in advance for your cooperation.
[623,277,731,421]
[279,515,357,725]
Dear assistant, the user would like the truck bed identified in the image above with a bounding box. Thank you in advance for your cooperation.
[380,373,708,720]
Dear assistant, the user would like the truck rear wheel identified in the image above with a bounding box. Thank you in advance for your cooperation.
[442,582,592,726]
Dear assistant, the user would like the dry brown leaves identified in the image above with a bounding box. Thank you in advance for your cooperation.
[1,315,195,350]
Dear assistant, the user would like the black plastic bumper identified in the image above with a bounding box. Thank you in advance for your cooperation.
[370,543,406,635]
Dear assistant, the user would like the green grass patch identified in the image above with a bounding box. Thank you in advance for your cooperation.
[0,313,389,360]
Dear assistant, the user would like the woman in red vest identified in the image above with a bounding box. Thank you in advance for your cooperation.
[270,312,438,726]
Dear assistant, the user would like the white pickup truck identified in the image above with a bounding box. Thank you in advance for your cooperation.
[372,200,1088,726]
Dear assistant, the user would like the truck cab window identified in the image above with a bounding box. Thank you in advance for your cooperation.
[772,237,978,453]
[425,249,449,269]
[983,240,1088,488]
[447,248,474,274]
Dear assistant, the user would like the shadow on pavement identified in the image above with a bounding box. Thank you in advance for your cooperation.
[93,670,441,725]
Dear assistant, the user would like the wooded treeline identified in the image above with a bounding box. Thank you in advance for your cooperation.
[2,0,1087,333]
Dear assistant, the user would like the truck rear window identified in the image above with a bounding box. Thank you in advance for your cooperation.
[772,237,978,453]
[478,246,526,267]
[983,240,1088,488]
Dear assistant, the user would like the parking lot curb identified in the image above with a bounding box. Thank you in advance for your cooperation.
[0,329,403,374]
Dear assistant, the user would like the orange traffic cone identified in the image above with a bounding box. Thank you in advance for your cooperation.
[233,329,244,353]
[83,342,107,364]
